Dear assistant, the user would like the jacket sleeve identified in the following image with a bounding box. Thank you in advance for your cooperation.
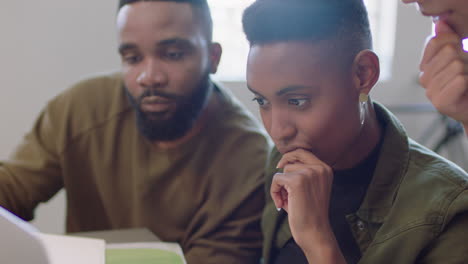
[418,189,468,263]
[184,185,265,264]
[0,104,64,221]
[182,133,271,264]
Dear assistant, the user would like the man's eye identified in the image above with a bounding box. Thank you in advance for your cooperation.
[165,51,184,61]
[122,55,142,64]
[288,98,308,107]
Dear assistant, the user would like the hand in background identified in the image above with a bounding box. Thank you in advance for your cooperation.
[271,149,345,264]
[420,20,468,134]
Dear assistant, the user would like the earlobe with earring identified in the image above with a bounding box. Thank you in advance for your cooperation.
[359,93,369,125]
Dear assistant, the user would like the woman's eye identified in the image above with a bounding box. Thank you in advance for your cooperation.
[288,98,308,107]
[252,97,268,107]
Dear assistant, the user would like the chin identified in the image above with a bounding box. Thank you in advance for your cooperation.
[143,111,173,121]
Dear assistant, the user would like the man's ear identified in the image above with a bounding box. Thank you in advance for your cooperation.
[352,50,380,95]
[209,43,222,74]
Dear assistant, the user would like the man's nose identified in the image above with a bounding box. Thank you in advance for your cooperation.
[136,59,168,88]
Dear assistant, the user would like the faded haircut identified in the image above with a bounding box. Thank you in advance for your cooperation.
[242,0,373,65]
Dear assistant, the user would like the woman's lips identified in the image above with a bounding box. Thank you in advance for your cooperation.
[421,11,452,23]
[278,145,315,155]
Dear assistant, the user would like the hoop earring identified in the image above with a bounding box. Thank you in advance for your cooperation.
[359,93,368,125]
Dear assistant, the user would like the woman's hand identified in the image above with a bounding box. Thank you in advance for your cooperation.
[271,149,345,263]
[420,20,468,134]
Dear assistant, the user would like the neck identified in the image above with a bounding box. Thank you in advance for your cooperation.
[153,84,217,149]
[333,100,382,170]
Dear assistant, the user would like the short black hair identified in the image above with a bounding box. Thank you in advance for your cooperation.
[242,0,372,62]
[118,0,213,41]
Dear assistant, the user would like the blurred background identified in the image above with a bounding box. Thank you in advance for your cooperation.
[1,1,467,234]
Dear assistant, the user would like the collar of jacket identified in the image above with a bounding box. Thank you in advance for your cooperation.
[355,102,410,223]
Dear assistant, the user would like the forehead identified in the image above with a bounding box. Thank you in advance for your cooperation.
[247,41,338,92]
[117,1,205,44]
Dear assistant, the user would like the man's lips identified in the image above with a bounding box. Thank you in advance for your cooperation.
[141,96,174,112]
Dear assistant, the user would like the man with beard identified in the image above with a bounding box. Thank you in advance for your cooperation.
[0,0,271,263]
[242,0,468,263]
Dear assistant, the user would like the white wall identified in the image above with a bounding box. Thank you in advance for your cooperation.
[0,1,461,234]
[0,1,121,234]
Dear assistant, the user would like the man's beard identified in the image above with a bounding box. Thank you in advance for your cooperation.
[127,73,211,142]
